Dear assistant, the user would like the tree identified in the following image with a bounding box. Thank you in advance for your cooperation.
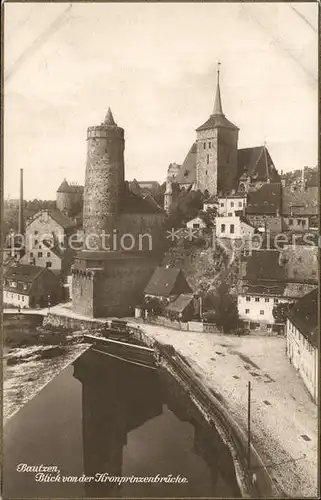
[167,189,204,229]
[202,283,238,333]
[272,302,292,324]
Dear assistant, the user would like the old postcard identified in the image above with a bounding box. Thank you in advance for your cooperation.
[2,2,319,499]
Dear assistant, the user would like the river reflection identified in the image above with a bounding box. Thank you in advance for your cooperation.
[3,347,240,498]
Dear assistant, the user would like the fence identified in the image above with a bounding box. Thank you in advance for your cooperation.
[144,316,221,334]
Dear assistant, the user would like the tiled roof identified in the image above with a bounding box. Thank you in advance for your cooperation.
[120,184,164,214]
[246,183,282,215]
[279,245,318,283]
[287,288,318,347]
[244,250,285,281]
[26,209,76,230]
[4,264,44,283]
[196,113,238,132]
[238,146,280,183]
[282,186,318,215]
[174,143,197,185]
[243,281,286,296]
[166,294,194,313]
[57,179,84,194]
[144,267,192,297]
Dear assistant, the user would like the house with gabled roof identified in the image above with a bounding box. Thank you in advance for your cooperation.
[237,249,317,331]
[286,288,318,403]
[144,267,192,302]
[3,264,61,309]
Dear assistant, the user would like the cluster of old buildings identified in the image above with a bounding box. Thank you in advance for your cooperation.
[3,65,318,401]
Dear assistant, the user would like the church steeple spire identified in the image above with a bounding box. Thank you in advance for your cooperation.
[212,61,223,116]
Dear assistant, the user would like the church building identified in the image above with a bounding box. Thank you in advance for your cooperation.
[174,65,280,196]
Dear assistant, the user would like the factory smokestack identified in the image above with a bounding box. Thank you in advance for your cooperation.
[18,168,24,235]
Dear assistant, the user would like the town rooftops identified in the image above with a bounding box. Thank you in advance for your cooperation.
[4,264,44,282]
[282,186,318,215]
[144,267,192,297]
[287,288,318,348]
[246,183,282,215]
[120,184,164,214]
[26,209,76,230]
[243,250,285,281]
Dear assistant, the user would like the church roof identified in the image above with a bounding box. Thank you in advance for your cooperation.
[237,146,280,183]
[196,113,238,132]
[121,184,164,214]
[57,179,84,194]
[174,142,197,185]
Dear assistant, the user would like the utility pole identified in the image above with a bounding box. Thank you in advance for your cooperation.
[247,380,251,471]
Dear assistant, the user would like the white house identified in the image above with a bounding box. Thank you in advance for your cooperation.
[238,292,293,329]
[186,216,207,230]
[286,288,318,403]
[215,215,255,240]
[218,195,247,216]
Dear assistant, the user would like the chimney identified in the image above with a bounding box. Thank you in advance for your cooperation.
[18,168,24,235]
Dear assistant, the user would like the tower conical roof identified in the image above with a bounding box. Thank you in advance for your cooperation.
[212,65,223,115]
[57,178,69,192]
[104,107,117,126]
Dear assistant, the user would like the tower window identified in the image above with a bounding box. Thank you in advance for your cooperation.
[205,170,208,175]
[208,141,211,148]
[207,155,209,164]
[204,143,206,150]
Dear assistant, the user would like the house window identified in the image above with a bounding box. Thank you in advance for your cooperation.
[18,295,20,300]
[38,252,43,257]
[35,240,38,245]
[207,155,209,164]
[302,220,306,226]
[230,224,235,234]
[22,296,25,301]
[30,252,34,257]
[260,310,264,315]
[193,223,200,229]
[34,230,38,235]
[205,170,208,175]
[231,202,234,208]
[288,219,293,226]
[46,262,52,268]
[265,298,269,302]
[221,224,225,233]
[245,309,250,314]
[246,297,251,302]
[274,298,279,304]
[47,252,51,257]
[220,203,224,207]
[204,143,206,149]
[238,201,242,207]
[208,141,211,148]
[255,297,260,302]
[9,281,17,288]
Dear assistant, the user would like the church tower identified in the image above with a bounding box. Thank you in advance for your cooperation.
[195,64,239,196]
[83,108,125,248]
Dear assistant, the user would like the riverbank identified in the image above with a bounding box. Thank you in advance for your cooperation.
[134,322,318,498]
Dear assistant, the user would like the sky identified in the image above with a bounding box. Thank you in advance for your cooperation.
[4,2,318,200]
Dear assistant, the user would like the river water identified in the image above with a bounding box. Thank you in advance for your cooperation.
[3,345,241,498]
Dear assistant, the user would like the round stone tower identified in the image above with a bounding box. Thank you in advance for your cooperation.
[83,108,125,249]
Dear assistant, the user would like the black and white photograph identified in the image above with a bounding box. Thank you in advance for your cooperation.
[2,2,319,499]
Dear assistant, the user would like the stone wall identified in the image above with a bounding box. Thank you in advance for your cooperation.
[72,270,95,317]
[83,124,125,246]
[196,129,218,195]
